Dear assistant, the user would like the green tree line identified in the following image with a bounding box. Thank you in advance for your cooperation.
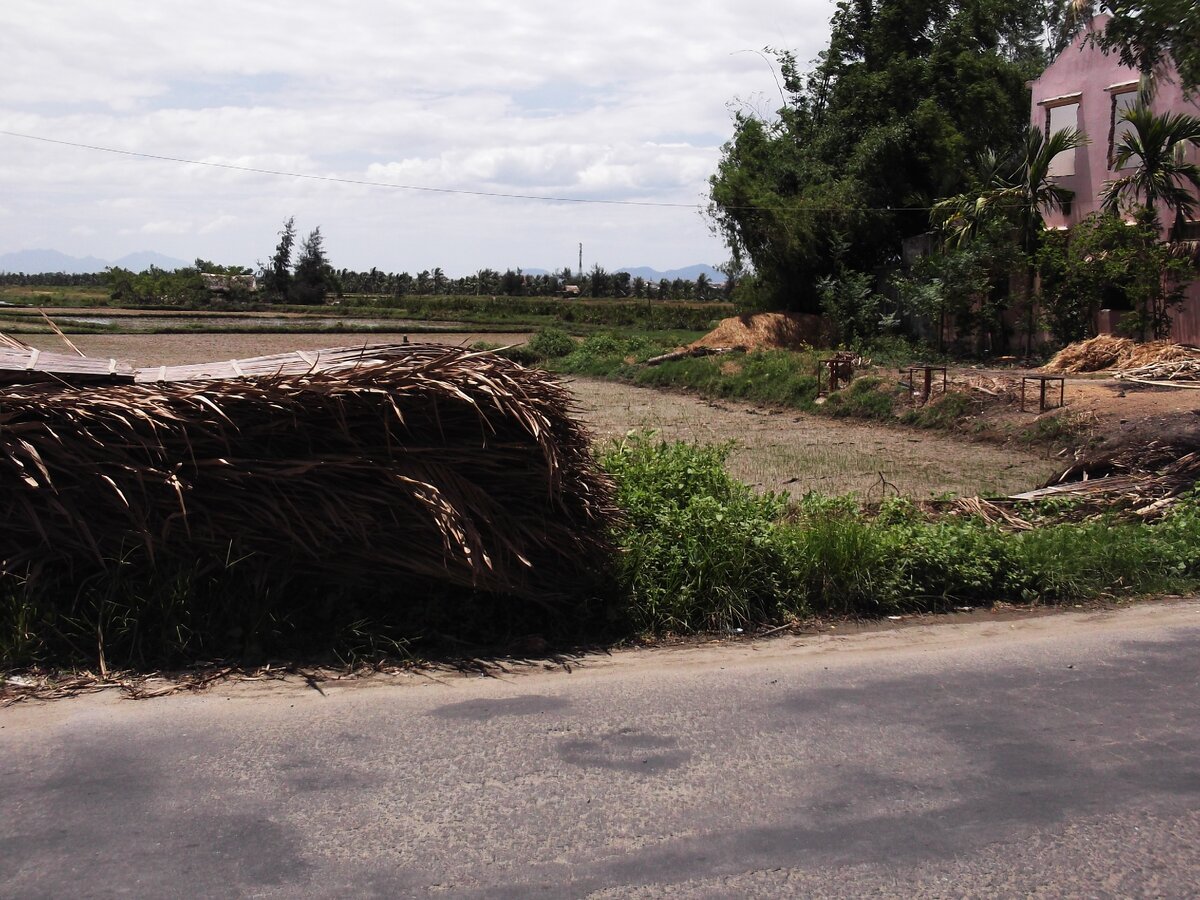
[708,0,1200,352]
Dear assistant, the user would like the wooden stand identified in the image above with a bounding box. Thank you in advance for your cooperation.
[1020,375,1065,413]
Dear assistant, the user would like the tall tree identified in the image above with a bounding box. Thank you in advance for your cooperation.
[292,226,333,305]
[261,216,296,302]
[1093,0,1200,94]
[708,0,1057,311]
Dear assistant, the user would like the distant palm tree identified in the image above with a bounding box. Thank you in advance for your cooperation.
[1101,103,1200,240]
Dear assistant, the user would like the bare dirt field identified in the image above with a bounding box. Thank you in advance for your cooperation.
[571,378,1058,498]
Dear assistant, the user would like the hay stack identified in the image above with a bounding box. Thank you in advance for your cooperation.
[0,343,617,601]
[1044,335,1199,374]
[689,312,830,352]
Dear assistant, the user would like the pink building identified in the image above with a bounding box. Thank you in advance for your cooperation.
[1029,15,1200,343]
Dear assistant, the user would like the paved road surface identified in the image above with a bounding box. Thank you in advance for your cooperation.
[3,602,1199,897]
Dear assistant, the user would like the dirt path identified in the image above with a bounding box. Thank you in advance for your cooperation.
[570,377,1058,498]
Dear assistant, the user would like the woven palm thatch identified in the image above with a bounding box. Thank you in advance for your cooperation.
[0,342,617,601]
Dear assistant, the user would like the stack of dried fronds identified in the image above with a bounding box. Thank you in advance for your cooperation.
[1044,335,1199,374]
[1011,429,1200,517]
[0,342,618,602]
[1113,349,1200,387]
[1044,335,1137,373]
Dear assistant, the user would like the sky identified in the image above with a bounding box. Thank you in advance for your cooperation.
[1,1,835,275]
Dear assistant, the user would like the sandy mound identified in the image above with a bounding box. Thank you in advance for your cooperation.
[690,312,829,352]
[1044,335,1198,374]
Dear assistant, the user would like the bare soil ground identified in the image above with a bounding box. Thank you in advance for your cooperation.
[572,377,1057,497]
[945,370,1200,445]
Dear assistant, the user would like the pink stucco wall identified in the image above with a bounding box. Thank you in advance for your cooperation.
[1029,16,1200,344]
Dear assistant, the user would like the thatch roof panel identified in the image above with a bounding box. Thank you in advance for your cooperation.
[1,345,616,602]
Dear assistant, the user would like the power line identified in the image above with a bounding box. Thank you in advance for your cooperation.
[0,128,944,214]
[0,129,702,209]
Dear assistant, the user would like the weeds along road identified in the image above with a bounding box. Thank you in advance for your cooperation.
[3,601,1200,898]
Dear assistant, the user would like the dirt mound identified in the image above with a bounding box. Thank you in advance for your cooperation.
[1044,335,1198,374]
[690,312,829,352]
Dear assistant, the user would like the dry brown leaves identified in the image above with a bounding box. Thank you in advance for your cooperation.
[1045,335,1200,374]
[0,342,618,601]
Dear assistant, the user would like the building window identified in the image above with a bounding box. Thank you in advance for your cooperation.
[1042,98,1080,177]
[1109,89,1138,169]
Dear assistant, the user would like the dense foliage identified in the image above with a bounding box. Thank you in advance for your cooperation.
[1038,211,1193,342]
[602,437,1200,633]
[708,0,1061,311]
[1093,0,1200,95]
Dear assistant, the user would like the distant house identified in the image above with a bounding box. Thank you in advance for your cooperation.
[201,272,258,295]
[1029,15,1200,343]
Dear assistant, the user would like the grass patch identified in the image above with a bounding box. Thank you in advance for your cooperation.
[900,391,979,429]
[600,437,1200,632]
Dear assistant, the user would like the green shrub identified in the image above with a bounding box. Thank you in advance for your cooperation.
[527,326,576,359]
[901,391,977,429]
[600,435,804,632]
[820,376,896,420]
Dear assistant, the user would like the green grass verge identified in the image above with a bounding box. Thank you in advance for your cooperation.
[602,436,1200,633]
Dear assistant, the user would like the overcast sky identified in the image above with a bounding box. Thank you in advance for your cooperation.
[2,1,833,275]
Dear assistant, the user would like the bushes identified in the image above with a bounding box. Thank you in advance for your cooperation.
[601,437,803,631]
[599,438,1200,634]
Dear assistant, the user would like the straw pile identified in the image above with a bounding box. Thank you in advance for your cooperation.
[1044,335,1199,374]
[689,312,830,352]
[0,342,617,602]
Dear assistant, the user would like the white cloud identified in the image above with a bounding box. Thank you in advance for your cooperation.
[0,0,834,271]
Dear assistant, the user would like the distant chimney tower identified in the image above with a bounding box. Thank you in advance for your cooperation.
[578,243,583,279]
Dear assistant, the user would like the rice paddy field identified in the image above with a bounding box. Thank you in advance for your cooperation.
[22,331,1059,499]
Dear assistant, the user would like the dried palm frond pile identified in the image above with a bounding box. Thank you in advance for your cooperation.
[1044,335,1199,374]
[1113,352,1200,388]
[0,341,617,603]
[1010,430,1200,517]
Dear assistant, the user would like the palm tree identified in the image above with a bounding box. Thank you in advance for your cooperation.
[1100,103,1200,240]
[932,125,1088,351]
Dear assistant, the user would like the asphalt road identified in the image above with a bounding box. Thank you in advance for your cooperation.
[3,601,1200,898]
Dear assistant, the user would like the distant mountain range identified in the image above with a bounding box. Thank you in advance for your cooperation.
[0,249,189,274]
[0,249,728,283]
[617,264,726,283]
